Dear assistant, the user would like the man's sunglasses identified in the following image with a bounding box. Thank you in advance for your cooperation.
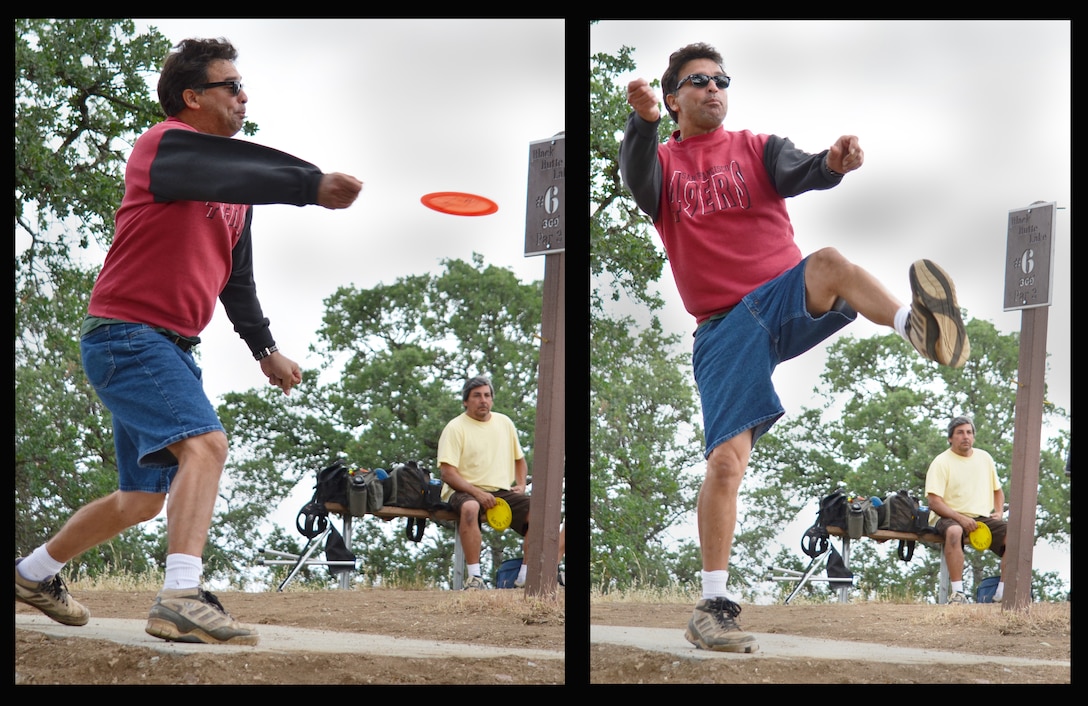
[197,80,244,96]
[675,73,731,92]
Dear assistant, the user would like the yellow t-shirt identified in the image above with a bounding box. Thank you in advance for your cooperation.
[924,447,1002,524]
[436,411,524,501]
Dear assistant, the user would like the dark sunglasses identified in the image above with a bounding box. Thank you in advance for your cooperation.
[197,80,244,96]
[675,73,731,92]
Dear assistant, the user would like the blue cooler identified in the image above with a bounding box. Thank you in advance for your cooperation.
[495,557,522,588]
[976,576,1000,603]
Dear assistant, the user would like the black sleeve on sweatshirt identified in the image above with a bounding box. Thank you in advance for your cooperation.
[149,129,325,206]
[219,208,276,354]
[618,112,664,223]
[763,134,842,198]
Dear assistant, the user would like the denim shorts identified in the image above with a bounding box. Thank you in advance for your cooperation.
[80,322,224,493]
[692,256,857,457]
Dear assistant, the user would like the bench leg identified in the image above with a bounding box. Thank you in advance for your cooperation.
[838,537,851,603]
[339,515,353,590]
[782,550,829,605]
[276,524,332,592]
[939,550,949,604]
[452,521,464,590]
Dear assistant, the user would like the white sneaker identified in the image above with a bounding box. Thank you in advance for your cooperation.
[948,590,970,605]
[514,574,526,588]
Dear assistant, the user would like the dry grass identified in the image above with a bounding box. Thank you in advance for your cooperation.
[590,583,701,604]
[68,569,164,592]
[436,585,566,626]
[68,569,566,627]
[592,584,1070,637]
[916,600,1071,637]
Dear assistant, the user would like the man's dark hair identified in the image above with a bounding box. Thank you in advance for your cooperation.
[662,42,725,124]
[462,375,494,402]
[947,415,975,437]
[158,38,239,117]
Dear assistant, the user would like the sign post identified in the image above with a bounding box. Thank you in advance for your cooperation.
[523,133,564,595]
[1001,201,1055,611]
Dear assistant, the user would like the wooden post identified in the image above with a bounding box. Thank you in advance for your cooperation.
[524,251,565,594]
[1000,201,1057,611]
[1002,306,1047,611]
[522,133,565,595]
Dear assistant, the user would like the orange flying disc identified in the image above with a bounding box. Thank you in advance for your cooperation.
[420,191,498,216]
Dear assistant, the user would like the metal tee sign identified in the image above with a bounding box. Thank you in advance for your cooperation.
[1003,201,1056,311]
[524,134,564,256]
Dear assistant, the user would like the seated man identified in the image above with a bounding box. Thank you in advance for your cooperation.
[925,415,1008,604]
[437,376,531,589]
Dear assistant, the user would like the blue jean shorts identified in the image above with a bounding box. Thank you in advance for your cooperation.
[692,256,856,457]
[80,322,224,493]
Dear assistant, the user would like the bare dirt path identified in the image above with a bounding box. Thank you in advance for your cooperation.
[15,588,1070,685]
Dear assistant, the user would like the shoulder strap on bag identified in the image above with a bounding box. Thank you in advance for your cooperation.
[802,523,830,558]
[405,517,427,542]
[297,500,329,539]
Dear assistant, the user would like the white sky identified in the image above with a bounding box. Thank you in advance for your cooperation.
[133,18,565,405]
[80,20,1067,590]
[590,20,1070,590]
[123,19,564,561]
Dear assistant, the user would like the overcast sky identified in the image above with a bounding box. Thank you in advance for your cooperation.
[117,19,1068,587]
[591,19,1070,587]
[133,18,565,406]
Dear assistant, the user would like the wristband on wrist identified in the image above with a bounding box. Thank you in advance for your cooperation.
[253,345,278,361]
[824,158,844,177]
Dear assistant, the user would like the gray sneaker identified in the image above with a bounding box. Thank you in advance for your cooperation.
[15,559,90,626]
[948,590,970,605]
[462,575,487,590]
[145,587,259,645]
[907,259,970,368]
[684,597,759,653]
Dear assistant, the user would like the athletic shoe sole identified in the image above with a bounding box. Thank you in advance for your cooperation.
[145,591,259,646]
[908,259,970,368]
[684,625,759,653]
[15,561,90,626]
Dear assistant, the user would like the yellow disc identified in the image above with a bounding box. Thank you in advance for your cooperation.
[969,522,992,551]
[486,497,512,530]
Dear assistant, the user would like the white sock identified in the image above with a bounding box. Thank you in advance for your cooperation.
[701,569,737,601]
[993,582,1005,601]
[517,564,528,583]
[951,580,964,593]
[467,563,481,578]
[18,545,66,583]
[894,305,911,339]
[163,553,203,590]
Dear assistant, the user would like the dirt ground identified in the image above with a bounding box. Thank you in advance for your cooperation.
[590,599,1071,684]
[15,588,1070,685]
[16,587,566,686]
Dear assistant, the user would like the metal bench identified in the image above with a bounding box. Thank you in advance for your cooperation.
[258,502,464,591]
[767,526,948,603]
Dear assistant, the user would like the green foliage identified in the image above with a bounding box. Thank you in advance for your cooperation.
[588,43,1070,600]
[739,320,1070,600]
[15,19,173,576]
[15,19,170,255]
[590,315,703,590]
[14,19,543,587]
[590,45,672,311]
[215,254,543,585]
[589,49,704,591]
